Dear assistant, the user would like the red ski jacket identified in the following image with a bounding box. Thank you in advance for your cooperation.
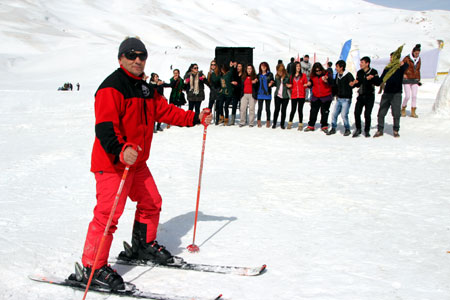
[289,73,308,99]
[91,66,198,173]
[310,74,332,98]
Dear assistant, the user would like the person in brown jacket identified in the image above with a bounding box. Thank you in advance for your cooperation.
[402,44,421,118]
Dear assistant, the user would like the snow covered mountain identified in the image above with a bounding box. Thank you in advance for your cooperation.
[0,0,449,90]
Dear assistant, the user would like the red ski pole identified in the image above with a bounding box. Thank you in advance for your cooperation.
[82,144,136,299]
[187,108,211,253]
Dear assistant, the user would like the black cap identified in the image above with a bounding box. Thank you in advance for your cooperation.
[118,37,147,59]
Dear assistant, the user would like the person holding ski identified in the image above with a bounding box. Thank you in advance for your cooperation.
[77,37,212,291]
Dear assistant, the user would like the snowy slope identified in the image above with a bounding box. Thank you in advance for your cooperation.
[0,0,449,90]
[1,1,450,300]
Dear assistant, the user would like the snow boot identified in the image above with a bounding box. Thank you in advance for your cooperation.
[218,115,224,125]
[266,120,271,128]
[224,118,229,126]
[230,115,235,125]
[364,131,371,138]
[411,107,418,118]
[401,106,406,117]
[304,126,314,132]
[75,263,125,291]
[157,123,163,132]
[327,128,336,135]
[118,221,173,265]
[287,122,293,129]
[352,129,361,138]
[373,131,383,138]
[257,120,262,128]
[297,123,303,131]
[344,129,351,136]
[393,131,400,138]
[321,126,329,134]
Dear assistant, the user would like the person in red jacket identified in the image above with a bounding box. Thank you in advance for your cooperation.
[77,37,212,291]
[304,63,333,133]
[288,62,308,130]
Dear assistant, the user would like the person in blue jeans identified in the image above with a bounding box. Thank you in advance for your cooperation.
[327,60,356,136]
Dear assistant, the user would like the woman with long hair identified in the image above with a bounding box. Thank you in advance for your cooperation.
[229,62,244,125]
[149,73,171,132]
[288,62,308,130]
[184,63,207,114]
[402,44,421,118]
[207,60,221,111]
[169,69,186,108]
[272,64,291,129]
[256,62,275,128]
[304,62,333,133]
[216,63,235,125]
[239,64,258,127]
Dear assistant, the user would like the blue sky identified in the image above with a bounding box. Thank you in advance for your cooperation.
[364,0,450,11]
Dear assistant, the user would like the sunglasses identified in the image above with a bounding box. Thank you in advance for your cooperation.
[315,69,321,72]
[193,66,198,69]
[124,51,148,61]
[211,64,216,66]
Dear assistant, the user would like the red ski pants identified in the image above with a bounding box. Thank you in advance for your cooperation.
[82,164,162,269]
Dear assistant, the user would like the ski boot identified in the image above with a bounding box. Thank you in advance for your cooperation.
[118,221,173,265]
[69,262,125,292]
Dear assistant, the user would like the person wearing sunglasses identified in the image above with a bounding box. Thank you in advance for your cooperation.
[184,63,207,115]
[76,37,212,292]
[206,60,221,114]
[304,62,334,133]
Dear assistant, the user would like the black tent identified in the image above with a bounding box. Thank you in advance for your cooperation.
[215,47,254,67]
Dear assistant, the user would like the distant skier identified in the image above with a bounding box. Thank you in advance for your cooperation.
[76,82,80,91]
[76,37,212,291]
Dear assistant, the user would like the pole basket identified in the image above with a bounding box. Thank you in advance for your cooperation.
[187,244,200,253]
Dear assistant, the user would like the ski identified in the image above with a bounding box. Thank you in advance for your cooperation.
[113,256,267,276]
[29,274,222,300]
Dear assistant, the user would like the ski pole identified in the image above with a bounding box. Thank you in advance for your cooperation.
[82,159,133,299]
[187,108,211,253]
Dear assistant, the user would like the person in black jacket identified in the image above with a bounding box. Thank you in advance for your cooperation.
[374,54,409,138]
[352,56,382,137]
[149,73,171,132]
[230,62,243,125]
[327,60,355,136]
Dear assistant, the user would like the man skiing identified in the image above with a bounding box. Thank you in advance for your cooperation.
[77,37,212,291]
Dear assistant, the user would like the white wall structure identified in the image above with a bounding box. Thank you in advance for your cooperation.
[433,70,450,115]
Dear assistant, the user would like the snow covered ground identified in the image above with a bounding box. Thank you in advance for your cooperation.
[0,0,450,299]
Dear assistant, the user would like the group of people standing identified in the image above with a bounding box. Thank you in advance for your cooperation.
[150,44,422,138]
